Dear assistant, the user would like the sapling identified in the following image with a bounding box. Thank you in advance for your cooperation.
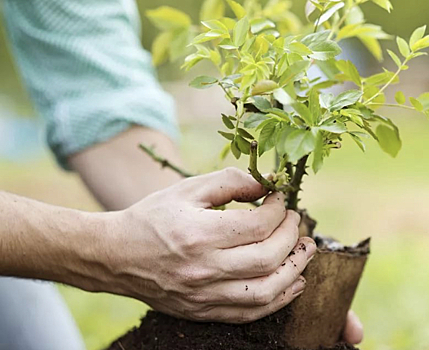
[144,0,429,222]
[115,1,429,349]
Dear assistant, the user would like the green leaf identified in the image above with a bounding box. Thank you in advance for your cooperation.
[189,76,218,89]
[387,49,402,68]
[336,60,362,86]
[365,71,399,87]
[359,36,383,61]
[287,42,313,56]
[410,97,424,112]
[235,135,251,154]
[371,0,393,12]
[309,88,321,124]
[252,80,279,96]
[230,139,241,159]
[218,131,235,140]
[348,132,366,152]
[397,37,410,58]
[284,129,317,163]
[279,60,311,86]
[330,90,363,111]
[276,126,295,155]
[219,142,231,160]
[226,0,246,19]
[411,36,429,52]
[253,97,272,112]
[238,128,254,140]
[250,18,276,34]
[258,120,279,155]
[319,121,348,134]
[312,132,324,174]
[301,31,330,48]
[273,88,294,106]
[151,32,172,66]
[410,25,427,47]
[222,114,235,129]
[291,103,313,125]
[395,91,406,105]
[233,16,250,47]
[376,125,401,157]
[200,0,225,21]
[309,41,342,61]
[244,113,269,128]
[146,7,191,31]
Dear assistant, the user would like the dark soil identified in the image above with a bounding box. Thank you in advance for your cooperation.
[107,309,358,350]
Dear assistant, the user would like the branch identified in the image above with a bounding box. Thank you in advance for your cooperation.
[248,141,278,192]
[287,155,309,211]
[139,144,194,178]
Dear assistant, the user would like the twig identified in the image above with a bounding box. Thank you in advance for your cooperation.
[287,155,309,210]
[248,141,279,192]
[118,341,126,350]
[139,144,194,178]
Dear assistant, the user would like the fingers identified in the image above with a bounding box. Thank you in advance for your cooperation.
[218,211,309,279]
[187,278,305,324]
[343,310,364,345]
[181,167,268,207]
[196,238,314,306]
[203,192,287,248]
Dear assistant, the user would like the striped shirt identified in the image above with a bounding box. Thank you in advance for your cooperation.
[3,0,179,169]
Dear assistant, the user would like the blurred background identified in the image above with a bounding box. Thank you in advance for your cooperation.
[1,0,429,349]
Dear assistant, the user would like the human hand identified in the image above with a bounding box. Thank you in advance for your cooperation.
[343,310,364,344]
[93,168,316,323]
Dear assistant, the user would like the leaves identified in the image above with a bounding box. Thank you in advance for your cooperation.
[233,17,250,47]
[371,0,393,12]
[329,90,363,111]
[252,80,278,96]
[222,114,235,129]
[395,91,406,105]
[200,0,225,21]
[244,113,269,128]
[189,76,218,89]
[226,0,246,19]
[146,7,191,31]
[309,41,342,61]
[376,125,402,157]
[397,37,410,58]
[258,120,279,155]
[283,129,317,163]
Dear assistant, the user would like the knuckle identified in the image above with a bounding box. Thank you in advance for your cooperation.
[178,267,214,286]
[223,167,244,179]
[252,288,275,306]
[255,255,277,275]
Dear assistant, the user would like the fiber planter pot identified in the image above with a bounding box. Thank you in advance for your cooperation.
[107,237,370,350]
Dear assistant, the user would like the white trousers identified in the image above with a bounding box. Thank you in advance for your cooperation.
[0,278,85,350]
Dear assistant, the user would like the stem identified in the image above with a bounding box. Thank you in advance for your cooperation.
[364,58,410,105]
[139,144,194,178]
[219,82,234,100]
[248,141,278,192]
[287,156,309,210]
[327,1,362,41]
[366,103,415,110]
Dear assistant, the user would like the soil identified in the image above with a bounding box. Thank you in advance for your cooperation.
[107,309,358,350]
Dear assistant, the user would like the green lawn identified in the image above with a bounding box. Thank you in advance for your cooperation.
[1,112,429,350]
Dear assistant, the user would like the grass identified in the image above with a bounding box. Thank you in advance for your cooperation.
[1,111,429,350]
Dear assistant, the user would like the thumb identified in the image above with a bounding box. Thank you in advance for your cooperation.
[185,167,269,208]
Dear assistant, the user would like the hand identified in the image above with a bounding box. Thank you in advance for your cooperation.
[343,310,364,344]
[93,168,316,323]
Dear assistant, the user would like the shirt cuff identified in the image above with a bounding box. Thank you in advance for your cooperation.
[45,86,179,170]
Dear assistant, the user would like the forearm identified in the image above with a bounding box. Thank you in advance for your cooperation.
[0,191,110,288]
[69,126,183,211]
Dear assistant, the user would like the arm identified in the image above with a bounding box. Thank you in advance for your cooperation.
[0,169,315,323]
[69,126,182,210]
[3,0,181,209]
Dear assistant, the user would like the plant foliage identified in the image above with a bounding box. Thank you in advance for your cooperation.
[147,0,429,208]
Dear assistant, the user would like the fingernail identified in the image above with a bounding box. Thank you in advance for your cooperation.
[302,238,317,261]
[292,277,306,295]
